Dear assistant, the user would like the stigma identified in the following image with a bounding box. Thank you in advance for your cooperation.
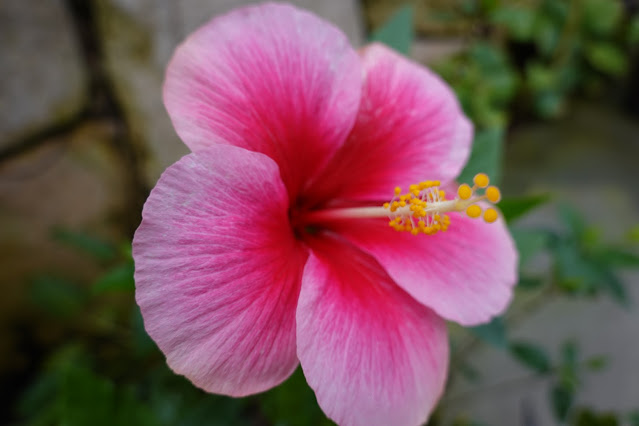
[383,173,502,235]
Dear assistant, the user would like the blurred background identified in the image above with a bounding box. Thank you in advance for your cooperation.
[1,1,638,425]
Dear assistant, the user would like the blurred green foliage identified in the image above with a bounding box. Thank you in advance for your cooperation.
[370,4,414,55]
[18,229,335,426]
[436,0,636,121]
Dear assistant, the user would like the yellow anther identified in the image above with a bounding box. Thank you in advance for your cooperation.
[483,208,499,223]
[485,186,501,204]
[439,190,446,199]
[457,183,472,200]
[399,201,406,207]
[466,204,482,218]
[473,173,489,188]
[383,202,390,209]
[394,187,401,195]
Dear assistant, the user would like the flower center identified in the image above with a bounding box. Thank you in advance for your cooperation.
[297,173,501,235]
[382,173,501,235]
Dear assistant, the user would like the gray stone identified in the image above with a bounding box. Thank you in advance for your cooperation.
[0,0,87,150]
[94,0,364,184]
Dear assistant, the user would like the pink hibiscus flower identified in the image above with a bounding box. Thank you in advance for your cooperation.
[133,3,518,426]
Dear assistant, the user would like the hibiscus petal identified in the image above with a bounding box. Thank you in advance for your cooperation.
[133,145,306,396]
[163,3,361,196]
[335,212,518,326]
[297,236,448,426]
[307,43,472,203]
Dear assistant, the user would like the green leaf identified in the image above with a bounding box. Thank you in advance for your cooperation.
[58,365,163,426]
[534,91,565,119]
[552,239,597,292]
[585,355,608,371]
[574,408,619,426]
[30,276,86,319]
[469,316,508,348]
[469,43,509,72]
[511,228,550,267]
[119,242,133,260]
[51,228,116,262]
[113,388,161,426]
[542,0,569,23]
[140,368,250,426]
[172,393,248,426]
[557,62,582,93]
[561,340,578,368]
[479,0,500,13]
[370,5,414,56]
[17,372,59,421]
[533,15,561,57]
[595,248,639,268]
[510,341,551,373]
[550,384,574,421]
[629,17,639,45]
[130,306,157,358]
[485,69,520,106]
[61,366,115,426]
[582,0,623,36]
[559,203,587,239]
[526,62,558,92]
[517,277,545,290]
[582,227,603,249]
[628,410,639,426]
[93,263,135,294]
[595,265,630,307]
[458,127,504,185]
[490,5,536,41]
[260,368,334,426]
[585,42,629,76]
[499,194,550,222]
[558,341,579,391]
[627,225,639,243]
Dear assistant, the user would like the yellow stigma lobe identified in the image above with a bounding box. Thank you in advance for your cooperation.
[466,205,482,218]
[383,173,502,235]
[457,184,472,200]
[485,186,501,203]
[483,208,498,223]
[473,173,490,188]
